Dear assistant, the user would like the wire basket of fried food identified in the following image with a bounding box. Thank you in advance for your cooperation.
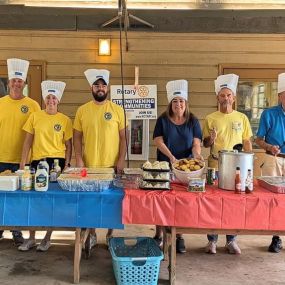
[172,158,205,184]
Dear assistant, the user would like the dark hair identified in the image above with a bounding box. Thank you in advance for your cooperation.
[161,100,197,126]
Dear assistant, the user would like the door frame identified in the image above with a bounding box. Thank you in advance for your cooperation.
[0,60,46,107]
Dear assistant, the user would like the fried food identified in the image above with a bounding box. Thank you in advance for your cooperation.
[0,169,12,176]
[173,158,204,172]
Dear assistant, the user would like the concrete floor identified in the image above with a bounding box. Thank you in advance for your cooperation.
[0,225,284,285]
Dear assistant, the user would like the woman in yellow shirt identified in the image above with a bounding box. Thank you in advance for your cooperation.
[19,80,72,252]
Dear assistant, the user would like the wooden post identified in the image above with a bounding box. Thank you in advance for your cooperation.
[73,228,82,284]
[169,226,176,285]
[163,226,171,261]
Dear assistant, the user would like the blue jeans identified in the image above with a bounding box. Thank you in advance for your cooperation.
[207,234,236,243]
[0,162,22,238]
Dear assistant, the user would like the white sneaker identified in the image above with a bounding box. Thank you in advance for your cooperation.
[18,239,36,251]
[225,240,241,254]
[205,241,217,254]
[36,239,51,252]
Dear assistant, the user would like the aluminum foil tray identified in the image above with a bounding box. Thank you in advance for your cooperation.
[63,167,114,174]
[57,174,113,192]
[113,174,140,189]
[257,176,285,194]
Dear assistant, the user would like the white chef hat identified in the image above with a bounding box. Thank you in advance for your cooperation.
[166,79,188,103]
[215,74,239,96]
[277,73,285,94]
[84,69,110,86]
[41,80,66,102]
[7,58,30,81]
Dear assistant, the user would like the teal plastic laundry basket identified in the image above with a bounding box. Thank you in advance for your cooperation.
[109,237,163,285]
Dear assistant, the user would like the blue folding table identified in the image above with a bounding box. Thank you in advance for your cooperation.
[0,183,124,283]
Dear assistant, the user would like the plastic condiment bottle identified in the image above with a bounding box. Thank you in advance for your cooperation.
[35,165,49,191]
[50,159,61,182]
[39,159,49,175]
[54,159,61,178]
[49,163,57,183]
[21,166,32,191]
[30,168,36,189]
[235,167,241,194]
[245,169,253,194]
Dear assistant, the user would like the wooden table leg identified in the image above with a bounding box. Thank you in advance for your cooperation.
[74,228,82,284]
[163,227,171,262]
[169,226,176,285]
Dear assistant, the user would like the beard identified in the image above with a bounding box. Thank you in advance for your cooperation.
[92,90,108,102]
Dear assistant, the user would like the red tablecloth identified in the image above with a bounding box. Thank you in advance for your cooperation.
[123,183,285,230]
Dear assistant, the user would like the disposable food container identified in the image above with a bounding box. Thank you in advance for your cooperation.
[0,176,19,191]
[113,174,140,189]
[57,173,113,192]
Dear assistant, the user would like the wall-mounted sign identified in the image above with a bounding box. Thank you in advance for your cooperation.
[110,85,157,120]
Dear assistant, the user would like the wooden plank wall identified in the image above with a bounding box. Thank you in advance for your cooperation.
[0,30,284,167]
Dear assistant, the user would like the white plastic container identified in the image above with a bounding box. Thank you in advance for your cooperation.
[39,159,49,175]
[0,176,19,191]
[35,165,49,191]
[15,169,25,189]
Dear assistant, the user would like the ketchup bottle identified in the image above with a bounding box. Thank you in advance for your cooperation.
[235,167,241,194]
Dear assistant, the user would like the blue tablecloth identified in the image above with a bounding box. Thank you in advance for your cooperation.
[0,183,124,229]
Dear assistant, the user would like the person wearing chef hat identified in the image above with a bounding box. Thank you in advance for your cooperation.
[73,69,128,257]
[18,80,72,252]
[255,72,285,253]
[0,58,40,246]
[153,79,203,254]
[203,74,253,255]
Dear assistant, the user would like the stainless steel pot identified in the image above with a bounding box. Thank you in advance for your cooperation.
[218,150,254,191]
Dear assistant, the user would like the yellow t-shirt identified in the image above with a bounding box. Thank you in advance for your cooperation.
[0,95,40,163]
[73,100,127,168]
[202,110,253,168]
[23,110,73,161]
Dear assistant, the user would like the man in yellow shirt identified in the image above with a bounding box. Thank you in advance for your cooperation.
[73,69,128,257]
[0,58,40,245]
[203,74,252,255]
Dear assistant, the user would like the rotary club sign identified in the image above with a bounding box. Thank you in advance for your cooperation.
[111,85,157,120]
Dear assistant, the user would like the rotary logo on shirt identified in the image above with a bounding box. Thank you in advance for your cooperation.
[232,121,242,131]
[104,112,112,121]
[54,124,62,132]
[20,105,29,114]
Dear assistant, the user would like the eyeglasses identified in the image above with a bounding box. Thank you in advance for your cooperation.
[93,84,107,89]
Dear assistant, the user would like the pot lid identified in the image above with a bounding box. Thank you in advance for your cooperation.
[218,150,254,156]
